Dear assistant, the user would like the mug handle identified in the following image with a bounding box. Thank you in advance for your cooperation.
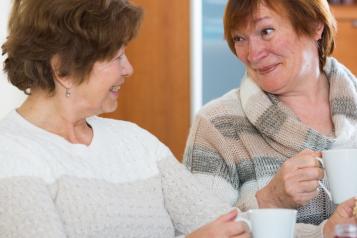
[314,157,332,201]
[235,210,252,230]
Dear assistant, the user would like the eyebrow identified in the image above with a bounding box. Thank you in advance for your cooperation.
[253,16,271,24]
[233,16,272,34]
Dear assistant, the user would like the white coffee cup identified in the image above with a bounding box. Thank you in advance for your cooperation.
[320,149,357,204]
[235,208,297,238]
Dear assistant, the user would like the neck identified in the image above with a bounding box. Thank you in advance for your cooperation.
[278,72,329,108]
[17,90,93,145]
[277,72,334,136]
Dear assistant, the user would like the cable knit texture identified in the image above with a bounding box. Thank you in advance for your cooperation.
[0,111,231,238]
[183,57,357,238]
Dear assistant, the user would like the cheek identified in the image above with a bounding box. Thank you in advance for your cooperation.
[235,47,248,64]
[271,34,300,58]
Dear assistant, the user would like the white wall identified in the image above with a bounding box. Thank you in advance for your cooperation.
[190,0,202,121]
[0,0,26,119]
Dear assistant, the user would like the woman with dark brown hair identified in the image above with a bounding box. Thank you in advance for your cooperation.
[184,0,357,237]
[0,0,250,237]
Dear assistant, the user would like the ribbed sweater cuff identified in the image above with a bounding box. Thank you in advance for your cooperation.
[295,220,325,238]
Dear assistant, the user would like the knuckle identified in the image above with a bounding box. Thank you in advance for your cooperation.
[282,160,295,169]
[313,180,320,189]
[236,222,244,231]
[309,169,319,178]
[294,199,302,206]
[237,222,249,233]
[295,197,306,206]
[222,227,234,237]
[207,230,217,237]
[282,173,291,182]
[293,195,301,203]
[284,184,294,195]
[318,169,325,179]
[308,168,322,179]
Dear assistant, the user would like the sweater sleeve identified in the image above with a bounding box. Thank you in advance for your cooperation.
[0,177,67,238]
[183,114,327,238]
[183,115,241,206]
[157,154,233,235]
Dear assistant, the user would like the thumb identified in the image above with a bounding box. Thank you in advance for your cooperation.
[312,151,322,158]
[299,148,321,157]
[218,209,238,222]
[338,197,357,217]
[299,148,314,155]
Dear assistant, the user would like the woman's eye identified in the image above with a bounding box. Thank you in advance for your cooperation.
[232,35,245,43]
[261,28,274,39]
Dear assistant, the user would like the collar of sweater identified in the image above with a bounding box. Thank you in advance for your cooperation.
[239,57,357,157]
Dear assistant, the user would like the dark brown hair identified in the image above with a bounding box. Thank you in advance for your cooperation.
[2,0,143,94]
[223,0,336,69]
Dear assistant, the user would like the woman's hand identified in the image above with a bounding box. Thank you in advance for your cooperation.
[323,197,357,238]
[186,209,251,238]
[256,149,324,208]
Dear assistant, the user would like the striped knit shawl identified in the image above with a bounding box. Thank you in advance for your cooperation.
[240,57,357,157]
[184,57,357,225]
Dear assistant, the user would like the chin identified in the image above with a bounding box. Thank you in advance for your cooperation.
[255,76,287,94]
[261,85,287,94]
[103,104,118,114]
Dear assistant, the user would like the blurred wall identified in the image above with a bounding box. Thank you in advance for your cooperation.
[202,0,245,104]
[0,0,26,119]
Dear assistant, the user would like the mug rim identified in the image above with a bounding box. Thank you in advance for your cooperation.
[322,148,357,154]
[248,208,297,214]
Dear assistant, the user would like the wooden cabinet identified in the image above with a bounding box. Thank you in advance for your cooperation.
[331,5,357,75]
[101,1,190,160]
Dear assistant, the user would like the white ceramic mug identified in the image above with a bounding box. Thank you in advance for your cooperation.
[320,149,357,204]
[235,208,297,238]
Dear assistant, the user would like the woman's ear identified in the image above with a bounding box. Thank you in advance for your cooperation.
[50,54,72,88]
[314,22,325,41]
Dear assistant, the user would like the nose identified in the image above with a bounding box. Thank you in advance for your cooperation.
[122,56,134,78]
[247,38,267,64]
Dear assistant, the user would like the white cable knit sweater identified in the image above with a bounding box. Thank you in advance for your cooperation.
[0,110,231,238]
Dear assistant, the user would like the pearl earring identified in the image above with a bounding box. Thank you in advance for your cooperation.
[65,88,71,97]
[25,88,31,95]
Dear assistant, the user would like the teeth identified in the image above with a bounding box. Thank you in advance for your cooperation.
[110,85,121,92]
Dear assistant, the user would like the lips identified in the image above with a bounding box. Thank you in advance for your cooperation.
[110,85,121,92]
[256,63,279,75]
[110,80,125,93]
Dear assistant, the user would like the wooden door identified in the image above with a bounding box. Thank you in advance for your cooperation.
[102,0,190,160]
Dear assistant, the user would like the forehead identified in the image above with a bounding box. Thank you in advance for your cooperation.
[234,3,288,32]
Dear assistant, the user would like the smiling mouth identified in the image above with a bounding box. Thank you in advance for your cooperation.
[110,85,121,93]
[257,64,279,75]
